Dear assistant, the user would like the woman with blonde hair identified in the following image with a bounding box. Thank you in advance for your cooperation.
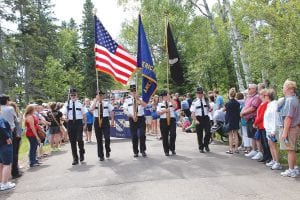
[224,88,241,154]
[24,105,41,167]
[264,89,282,170]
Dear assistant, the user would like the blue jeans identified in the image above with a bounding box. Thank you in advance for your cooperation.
[27,136,38,166]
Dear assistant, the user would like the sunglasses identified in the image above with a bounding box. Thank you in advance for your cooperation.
[70,94,76,97]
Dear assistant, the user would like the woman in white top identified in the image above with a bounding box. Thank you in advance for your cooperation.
[263,89,282,170]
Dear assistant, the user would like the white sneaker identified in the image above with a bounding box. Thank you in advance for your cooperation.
[294,166,299,175]
[280,169,297,178]
[271,162,282,170]
[0,182,16,191]
[266,160,275,167]
[245,150,257,157]
[251,152,263,160]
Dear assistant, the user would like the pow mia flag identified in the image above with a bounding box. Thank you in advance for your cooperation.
[167,23,184,85]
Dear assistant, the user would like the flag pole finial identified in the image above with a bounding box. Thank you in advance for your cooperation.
[93,8,97,15]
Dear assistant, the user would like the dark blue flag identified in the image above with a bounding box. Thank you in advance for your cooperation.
[137,15,157,103]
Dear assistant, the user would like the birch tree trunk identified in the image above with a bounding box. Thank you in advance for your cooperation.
[217,0,245,91]
[224,0,252,86]
[0,24,3,93]
[189,0,239,88]
[230,29,245,91]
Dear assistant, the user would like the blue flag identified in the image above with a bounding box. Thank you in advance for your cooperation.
[137,15,157,103]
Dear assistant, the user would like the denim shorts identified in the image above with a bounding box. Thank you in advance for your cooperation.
[254,130,261,140]
[49,126,60,135]
[0,144,13,165]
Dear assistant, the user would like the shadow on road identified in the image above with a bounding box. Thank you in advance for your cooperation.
[67,163,95,172]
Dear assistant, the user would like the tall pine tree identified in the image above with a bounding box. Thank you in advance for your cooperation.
[81,0,113,97]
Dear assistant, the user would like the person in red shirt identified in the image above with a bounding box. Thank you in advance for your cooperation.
[25,105,41,167]
[252,89,271,162]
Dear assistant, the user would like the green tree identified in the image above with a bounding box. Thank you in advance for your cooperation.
[81,0,113,97]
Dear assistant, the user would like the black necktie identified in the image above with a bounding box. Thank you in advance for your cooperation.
[100,102,103,118]
[200,99,205,116]
[72,101,76,120]
[165,101,168,115]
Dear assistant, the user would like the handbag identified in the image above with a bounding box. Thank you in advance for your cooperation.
[37,125,46,140]
[222,123,230,133]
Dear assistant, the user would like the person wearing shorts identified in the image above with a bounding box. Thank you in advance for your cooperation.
[279,80,300,178]
[144,103,152,135]
[47,102,63,151]
[0,117,15,191]
[240,84,262,158]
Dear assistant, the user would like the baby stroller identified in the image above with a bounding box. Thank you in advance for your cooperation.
[211,110,228,142]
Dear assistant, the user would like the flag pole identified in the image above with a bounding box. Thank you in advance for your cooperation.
[93,8,99,92]
[165,12,169,93]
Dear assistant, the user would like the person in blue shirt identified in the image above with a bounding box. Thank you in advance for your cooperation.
[0,117,16,190]
[214,89,224,110]
[84,98,94,143]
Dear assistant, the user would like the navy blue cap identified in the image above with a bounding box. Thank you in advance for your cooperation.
[69,88,77,94]
[129,84,136,91]
[196,87,204,93]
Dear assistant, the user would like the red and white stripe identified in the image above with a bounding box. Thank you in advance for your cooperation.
[95,44,137,85]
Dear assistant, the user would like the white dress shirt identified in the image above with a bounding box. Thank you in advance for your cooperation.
[157,101,176,119]
[190,98,209,116]
[123,96,145,117]
[62,100,87,120]
[93,100,114,117]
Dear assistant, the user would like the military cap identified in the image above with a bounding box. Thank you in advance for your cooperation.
[69,88,77,94]
[196,87,204,94]
[129,84,136,92]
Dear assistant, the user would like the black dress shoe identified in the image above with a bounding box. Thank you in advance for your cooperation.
[200,149,205,153]
[80,154,84,162]
[141,152,147,157]
[133,153,138,158]
[72,160,79,165]
[99,157,104,161]
[12,173,23,179]
[171,150,176,155]
[205,146,210,152]
[106,152,110,158]
[165,152,170,156]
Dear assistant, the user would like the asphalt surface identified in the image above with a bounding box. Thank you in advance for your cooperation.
[1,130,300,200]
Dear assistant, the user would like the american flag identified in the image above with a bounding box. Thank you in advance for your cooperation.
[94,16,137,85]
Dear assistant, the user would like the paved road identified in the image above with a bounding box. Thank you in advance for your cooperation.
[1,130,300,200]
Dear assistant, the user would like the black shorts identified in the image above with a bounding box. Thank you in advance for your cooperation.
[87,124,93,132]
[246,118,256,138]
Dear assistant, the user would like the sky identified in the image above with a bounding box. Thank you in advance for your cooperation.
[52,0,217,38]
[52,0,136,38]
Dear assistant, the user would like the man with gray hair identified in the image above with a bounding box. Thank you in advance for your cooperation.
[240,84,262,158]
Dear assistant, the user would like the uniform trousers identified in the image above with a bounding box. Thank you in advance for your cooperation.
[67,120,84,161]
[195,115,211,150]
[160,118,176,153]
[129,116,146,154]
[94,117,111,158]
